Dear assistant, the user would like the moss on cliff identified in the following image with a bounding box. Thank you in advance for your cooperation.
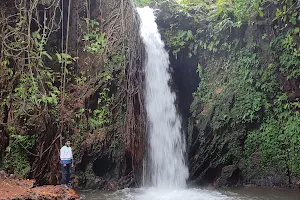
[156,0,300,188]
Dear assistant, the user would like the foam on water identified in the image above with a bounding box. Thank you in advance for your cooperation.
[82,188,234,200]
[81,187,300,200]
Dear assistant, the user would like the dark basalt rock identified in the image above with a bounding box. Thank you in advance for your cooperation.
[153,0,300,189]
[214,165,242,187]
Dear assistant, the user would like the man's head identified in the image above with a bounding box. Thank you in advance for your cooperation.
[65,139,71,147]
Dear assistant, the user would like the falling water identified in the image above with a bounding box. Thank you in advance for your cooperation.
[137,7,189,188]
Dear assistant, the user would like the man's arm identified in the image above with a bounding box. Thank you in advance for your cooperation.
[60,147,67,167]
[71,147,74,167]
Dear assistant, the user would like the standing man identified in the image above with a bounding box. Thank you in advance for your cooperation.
[60,139,73,189]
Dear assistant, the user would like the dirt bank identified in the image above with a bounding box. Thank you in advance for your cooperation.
[0,177,79,200]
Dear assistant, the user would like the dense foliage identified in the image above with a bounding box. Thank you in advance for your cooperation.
[134,0,153,6]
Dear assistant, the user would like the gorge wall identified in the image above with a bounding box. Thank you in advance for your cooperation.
[154,0,300,188]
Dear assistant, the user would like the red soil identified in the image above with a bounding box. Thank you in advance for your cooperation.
[0,178,79,200]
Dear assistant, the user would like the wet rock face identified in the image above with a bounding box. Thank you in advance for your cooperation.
[214,165,242,187]
[153,1,200,137]
[154,1,195,29]
[79,175,118,191]
[153,1,297,189]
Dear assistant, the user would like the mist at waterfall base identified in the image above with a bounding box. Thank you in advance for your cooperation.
[79,7,300,200]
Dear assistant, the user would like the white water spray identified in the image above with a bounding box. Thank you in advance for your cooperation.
[137,7,189,188]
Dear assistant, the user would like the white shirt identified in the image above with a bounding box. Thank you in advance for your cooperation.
[60,146,73,160]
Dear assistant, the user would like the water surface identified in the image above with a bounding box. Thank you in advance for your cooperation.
[80,187,300,200]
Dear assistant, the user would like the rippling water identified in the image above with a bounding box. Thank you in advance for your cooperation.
[80,187,300,200]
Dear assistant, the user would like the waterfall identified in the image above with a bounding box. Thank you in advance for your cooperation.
[137,7,189,188]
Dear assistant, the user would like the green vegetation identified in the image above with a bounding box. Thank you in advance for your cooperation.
[83,19,107,54]
[271,31,300,79]
[134,0,153,6]
[5,127,36,177]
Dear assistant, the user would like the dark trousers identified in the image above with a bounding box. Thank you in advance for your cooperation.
[61,163,71,185]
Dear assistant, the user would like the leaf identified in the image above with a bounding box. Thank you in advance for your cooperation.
[17,135,23,140]
[35,32,41,40]
[290,17,297,25]
[187,30,193,40]
[56,53,62,63]
[6,146,11,153]
[259,10,264,17]
[274,9,282,21]
[105,75,111,81]
[42,51,52,60]
[83,35,89,41]
[294,27,300,34]
[253,3,259,9]
[61,53,72,59]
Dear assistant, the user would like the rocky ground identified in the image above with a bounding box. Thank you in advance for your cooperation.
[0,172,79,200]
